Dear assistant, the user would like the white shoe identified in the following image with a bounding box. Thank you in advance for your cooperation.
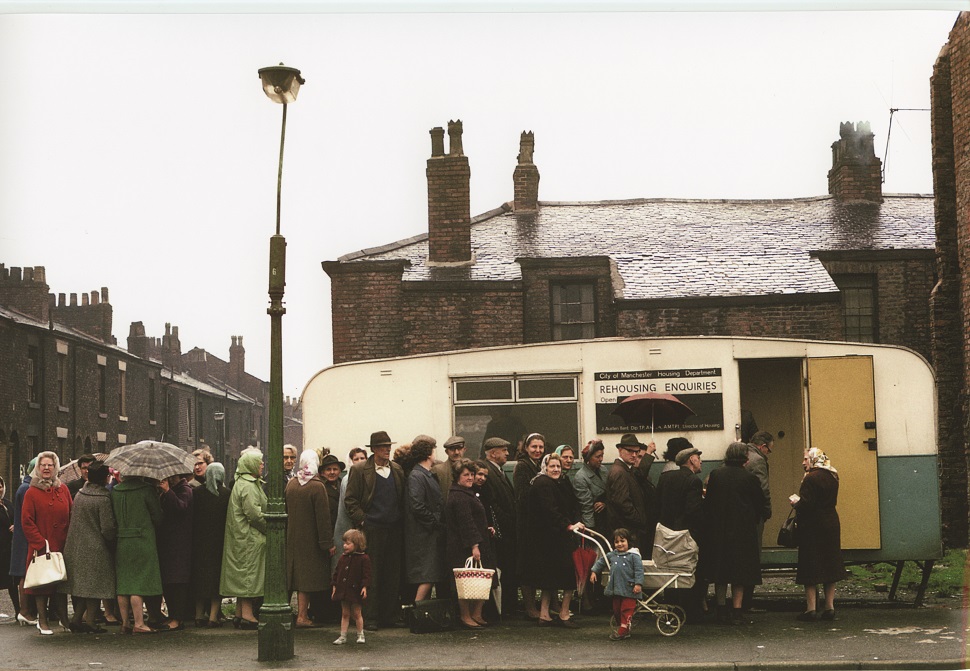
[17,613,37,627]
[356,631,366,644]
[36,622,53,636]
[332,634,347,645]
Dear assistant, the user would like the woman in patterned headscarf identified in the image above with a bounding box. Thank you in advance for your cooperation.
[285,449,332,628]
[20,451,72,634]
[791,447,846,622]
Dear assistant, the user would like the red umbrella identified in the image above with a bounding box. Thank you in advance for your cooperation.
[572,538,598,612]
[610,392,695,440]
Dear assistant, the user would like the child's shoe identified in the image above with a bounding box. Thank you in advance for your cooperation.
[610,625,631,641]
[332,634,347,645]
[356,631,366,644]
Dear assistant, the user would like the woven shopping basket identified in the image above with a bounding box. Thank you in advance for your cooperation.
[453,557,495,600]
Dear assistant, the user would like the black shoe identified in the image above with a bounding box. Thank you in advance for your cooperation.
[820,609,836,621]
[554,617,580,629]
[796,610,818,622]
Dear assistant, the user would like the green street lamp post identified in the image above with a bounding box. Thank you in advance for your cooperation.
[256,62,304,662]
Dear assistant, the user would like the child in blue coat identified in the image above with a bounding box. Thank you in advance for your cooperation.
[590,528,644,640]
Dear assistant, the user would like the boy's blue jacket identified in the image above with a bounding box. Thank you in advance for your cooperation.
[591,547,644,599]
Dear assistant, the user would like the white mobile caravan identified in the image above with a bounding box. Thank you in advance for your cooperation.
[303,336,941,596]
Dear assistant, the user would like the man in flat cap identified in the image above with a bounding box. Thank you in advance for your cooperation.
[344,430,406,629]
[432,435,466,497]
[480,436,517,618]
[605,433,658,548]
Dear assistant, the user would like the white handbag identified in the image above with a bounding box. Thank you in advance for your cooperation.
[24,540,67,589]
[453,557,495,601]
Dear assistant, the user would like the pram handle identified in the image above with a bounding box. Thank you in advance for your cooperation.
[573,527,613,559]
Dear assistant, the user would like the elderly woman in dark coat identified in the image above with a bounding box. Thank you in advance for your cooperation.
[792,447,846,622]
[191,462,229,627]
[513,432,546,619]
[10,458,38,626]
[21,451,73,635]
[63,462,117,633]
[0,475,19,620]
[446,459,495,629]
[148,473,194,631]
[112,474,163,634]
[405,435,445,602]
[528,452,585,628]
[702,442,767,625]
[285,449,333,628]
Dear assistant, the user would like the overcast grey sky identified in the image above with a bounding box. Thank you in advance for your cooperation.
[0,5,961,399]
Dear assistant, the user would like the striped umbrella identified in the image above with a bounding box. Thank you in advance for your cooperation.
[104,440,195,480]
[59,453,110,484]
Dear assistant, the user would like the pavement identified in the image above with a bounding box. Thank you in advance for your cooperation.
[0,592,966,671]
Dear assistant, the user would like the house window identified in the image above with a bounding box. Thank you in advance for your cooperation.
[186,399,194,439]
[27,345,39,404]
[452,375,579,460]
[98,358,107,414]
[57,351,68,407]
[837,275,877,343]
[148,374,156,422]
[118,362,127,418]
[551,283,596,341]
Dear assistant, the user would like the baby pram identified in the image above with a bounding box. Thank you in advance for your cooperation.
[577,524,698,637]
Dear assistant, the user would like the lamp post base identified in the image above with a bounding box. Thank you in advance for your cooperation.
[257,606,294,662]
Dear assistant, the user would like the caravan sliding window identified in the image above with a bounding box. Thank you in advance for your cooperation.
[453,376,579,460]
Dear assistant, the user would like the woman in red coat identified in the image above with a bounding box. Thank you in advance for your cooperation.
[21,451,72,635]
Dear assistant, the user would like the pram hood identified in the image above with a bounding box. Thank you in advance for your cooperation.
[651,524,698,575]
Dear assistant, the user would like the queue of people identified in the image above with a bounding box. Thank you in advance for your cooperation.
[0,430,845,641]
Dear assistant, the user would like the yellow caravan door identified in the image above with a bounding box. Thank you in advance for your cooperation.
[806,356,881,549]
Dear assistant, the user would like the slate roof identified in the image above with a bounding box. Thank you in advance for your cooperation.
[340,194,935,300]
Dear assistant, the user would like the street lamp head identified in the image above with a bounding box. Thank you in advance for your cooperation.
[258,64,305,104]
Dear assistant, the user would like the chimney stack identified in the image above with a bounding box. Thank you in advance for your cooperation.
[828,121,883,203]
[513,131,540,212]
[229,335,245,391]
[426,119,473,265]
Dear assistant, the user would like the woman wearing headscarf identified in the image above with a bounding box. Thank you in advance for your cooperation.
[221,449,267,629]
[573,440,609,533]
[21,451,72,635]
[0,475,18,621]
[513,432,545,619]
[701,442,766,625]
[527,452,585,628]
[792,447,846,622]
[404,435,445,602]
[191,462,230,628]
[10,457,38,626]
[284,449,332,628]
[112,471,163,634]
[446,459,495,629]
[63,461,117,633]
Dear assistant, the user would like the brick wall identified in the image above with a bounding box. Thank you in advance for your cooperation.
[402,281,524,354]
[931,12,970,547]
[0,265,49,323]
[50,289,113,344]
[324,259,409,363]
[616,295,844,340]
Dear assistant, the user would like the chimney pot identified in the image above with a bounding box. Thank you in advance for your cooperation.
[70,293,78,307]
[828,120,882,203]
[430,127,445,157]
[447,119,464,156]
[82,293,89,306]
[513,130,540,212]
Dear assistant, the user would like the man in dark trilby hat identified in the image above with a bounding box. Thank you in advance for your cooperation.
[344,431,406,629]
[605,433,658,547]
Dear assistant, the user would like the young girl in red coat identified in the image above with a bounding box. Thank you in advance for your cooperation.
[331,529,371,644]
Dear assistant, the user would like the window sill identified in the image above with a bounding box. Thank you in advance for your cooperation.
[149,420,157,426]
[28,402,40,410]
[99,412,108,419]
[58,405,69,413]
[119,415,128,423]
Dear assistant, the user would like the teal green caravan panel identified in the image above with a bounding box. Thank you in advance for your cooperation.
[868,454,942,561]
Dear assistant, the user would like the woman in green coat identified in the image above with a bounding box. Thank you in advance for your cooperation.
[111,475,163,634]
[220,450,266,629]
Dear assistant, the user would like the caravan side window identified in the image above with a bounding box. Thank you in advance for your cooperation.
[453,376,579,460]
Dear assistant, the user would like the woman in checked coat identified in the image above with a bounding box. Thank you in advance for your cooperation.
[64,462,117,633]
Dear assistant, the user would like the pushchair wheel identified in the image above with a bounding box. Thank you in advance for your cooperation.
[655,609,682,636]
[663,603,687,625]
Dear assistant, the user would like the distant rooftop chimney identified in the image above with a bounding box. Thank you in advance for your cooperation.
[426,119,473,266]
[513,131,540,212]
[828,121,883,204]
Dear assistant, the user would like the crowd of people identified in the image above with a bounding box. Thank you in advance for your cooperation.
[0,428,846,641]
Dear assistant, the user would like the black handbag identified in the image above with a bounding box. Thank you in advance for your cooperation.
[406,598,456,634]
[777,509,799,548]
